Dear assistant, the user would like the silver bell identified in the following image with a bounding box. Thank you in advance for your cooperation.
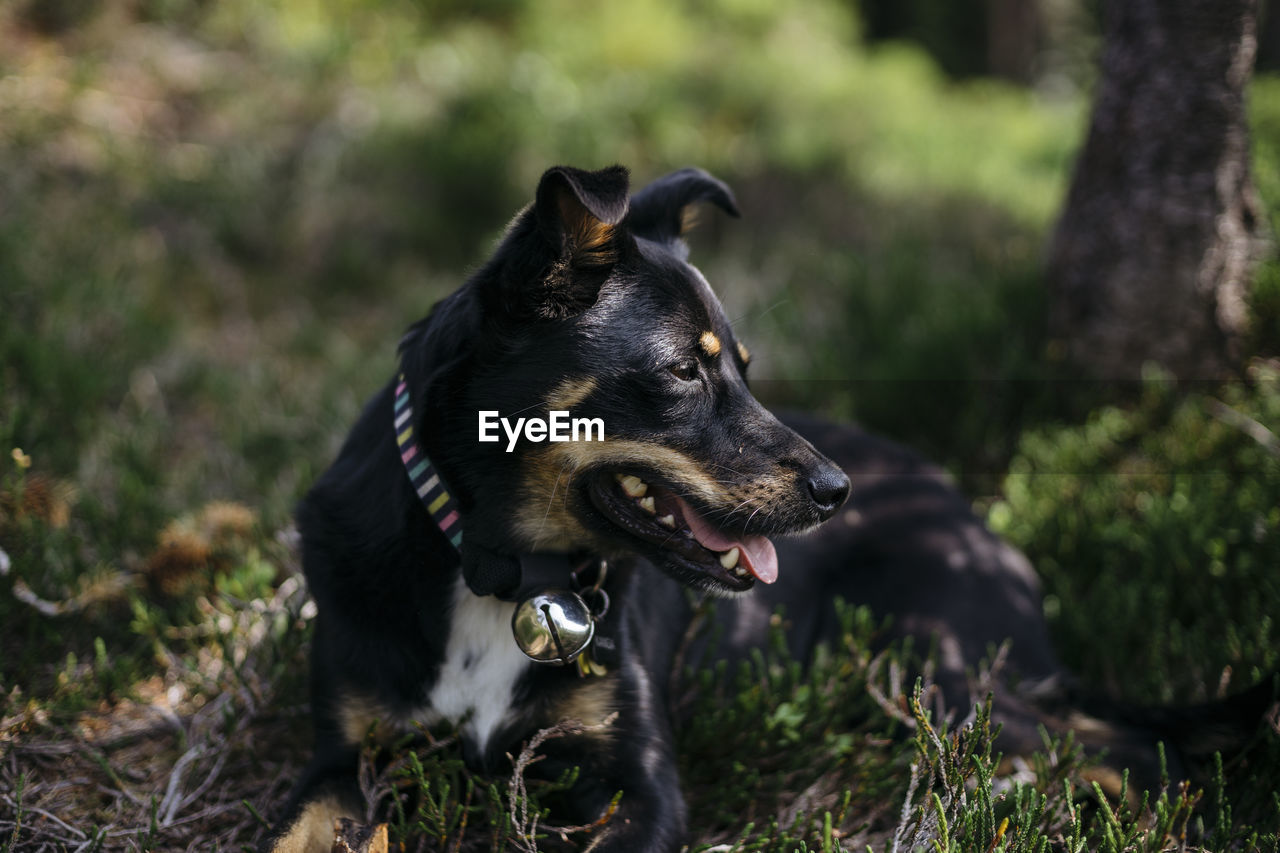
[511,589,595,665]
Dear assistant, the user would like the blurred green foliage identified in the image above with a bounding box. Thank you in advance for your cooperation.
[0,0,1088,568]
[991,364,1280,705]
[1249,77,1280,353]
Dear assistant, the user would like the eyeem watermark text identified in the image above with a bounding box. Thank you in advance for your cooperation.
[478,411,604,452]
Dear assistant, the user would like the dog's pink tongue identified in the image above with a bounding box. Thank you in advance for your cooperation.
[676,497,779,584]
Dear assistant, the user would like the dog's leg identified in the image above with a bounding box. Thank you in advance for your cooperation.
[261,746,363,853]
[577,751,686,853]
[540,660,687,853]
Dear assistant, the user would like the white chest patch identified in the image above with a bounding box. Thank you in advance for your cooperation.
[420,578,530,753]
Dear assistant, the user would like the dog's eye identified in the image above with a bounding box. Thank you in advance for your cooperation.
[668,360,699,382]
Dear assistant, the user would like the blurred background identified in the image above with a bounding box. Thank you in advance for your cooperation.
[1,0,1278,847]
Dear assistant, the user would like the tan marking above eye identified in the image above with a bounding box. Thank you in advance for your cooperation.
[699,331,721,358]
[736,341,751,364]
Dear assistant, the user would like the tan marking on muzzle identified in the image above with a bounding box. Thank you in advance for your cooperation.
[514,439,737,549]
[546,376,598,412]
[699,331,721,358]
[736,341,750,364]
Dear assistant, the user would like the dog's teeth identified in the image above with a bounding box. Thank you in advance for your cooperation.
[638,496,656,514]
[734,566,748,578]
[657,514,676,528]
[719,547,740,570]
[619,475,648,498]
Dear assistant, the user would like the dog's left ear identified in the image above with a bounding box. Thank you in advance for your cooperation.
[625,168,740,247]
[503,165,631,320]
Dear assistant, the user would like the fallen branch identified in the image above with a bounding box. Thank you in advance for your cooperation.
[507,713,620,852]
[1207,398,1280,457]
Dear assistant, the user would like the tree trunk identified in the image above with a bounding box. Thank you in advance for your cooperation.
[986,0,1042,83]
[1046,0,1270,380]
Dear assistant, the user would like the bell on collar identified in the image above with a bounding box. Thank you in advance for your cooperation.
[512,589,595,665]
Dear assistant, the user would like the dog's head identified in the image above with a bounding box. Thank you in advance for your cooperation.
[402,165,849,596]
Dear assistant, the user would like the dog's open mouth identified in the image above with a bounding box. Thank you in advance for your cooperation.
[587,471,778,592]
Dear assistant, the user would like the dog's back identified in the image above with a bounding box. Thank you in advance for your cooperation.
[708,412,1276,794]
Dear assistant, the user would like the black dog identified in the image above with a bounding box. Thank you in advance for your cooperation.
[267,166,1270,851]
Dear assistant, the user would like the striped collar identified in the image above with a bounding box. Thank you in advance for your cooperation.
[394,374,463,551]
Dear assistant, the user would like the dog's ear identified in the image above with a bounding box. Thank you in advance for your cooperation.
[625,168,740,247]
[535,165,630,257]
[500,165,630,320]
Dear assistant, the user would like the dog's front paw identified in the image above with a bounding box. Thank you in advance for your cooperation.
[331,818,388,853]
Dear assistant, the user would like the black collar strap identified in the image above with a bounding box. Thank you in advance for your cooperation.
[395,372,608,674]
[394,371,589,594]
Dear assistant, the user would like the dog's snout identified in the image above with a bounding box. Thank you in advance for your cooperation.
[806,465,850,518]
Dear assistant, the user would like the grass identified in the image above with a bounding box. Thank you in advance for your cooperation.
[2,1,1279,849]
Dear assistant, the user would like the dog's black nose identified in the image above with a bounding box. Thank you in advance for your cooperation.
[807,466,851,517]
